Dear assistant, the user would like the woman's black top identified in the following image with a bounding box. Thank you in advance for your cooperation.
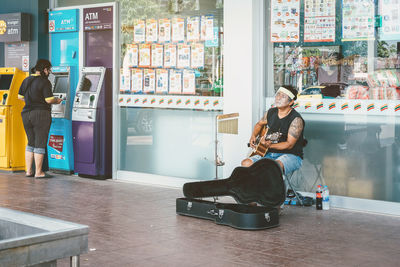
[18,75,53,113]
[266,107,305,158]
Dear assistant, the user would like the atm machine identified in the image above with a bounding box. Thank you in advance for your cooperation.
[0,68,27,171]
[47,66,77,173]
[71,6,114,178]
[48,9,79,173]
[72,67,112,178]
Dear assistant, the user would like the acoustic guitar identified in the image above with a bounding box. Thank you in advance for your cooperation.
[248,127,282,157]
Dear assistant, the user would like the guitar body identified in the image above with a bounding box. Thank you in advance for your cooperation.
[248,128,282,157]
[177,159,285,230]
[249,127,269,157]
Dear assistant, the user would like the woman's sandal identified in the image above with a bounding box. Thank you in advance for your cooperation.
[34,173,53,179]
[25,173,34,177]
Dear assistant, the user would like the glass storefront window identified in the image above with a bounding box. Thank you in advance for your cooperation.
[118,0,224,180]
[119,0,223,96]
[268,0,400,203]
[271,0,400,99]
[119,108,219,179]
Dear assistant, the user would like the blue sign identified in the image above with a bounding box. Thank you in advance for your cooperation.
[205,27,219,47]
[52,66,69,73]
[49,9,79,33]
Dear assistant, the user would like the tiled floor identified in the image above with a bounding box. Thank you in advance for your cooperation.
[0,172,399,267]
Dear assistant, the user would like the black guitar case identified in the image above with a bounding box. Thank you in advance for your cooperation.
[176,158,286,230]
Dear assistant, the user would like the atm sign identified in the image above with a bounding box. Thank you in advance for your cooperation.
[83,6,113,31]
[48,9,78,33]
[48,135,64,153]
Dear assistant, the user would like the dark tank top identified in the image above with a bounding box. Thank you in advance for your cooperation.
[266,107,305,158]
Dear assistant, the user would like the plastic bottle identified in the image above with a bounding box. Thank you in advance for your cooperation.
[316,184,323,210]
[322,185,330,210]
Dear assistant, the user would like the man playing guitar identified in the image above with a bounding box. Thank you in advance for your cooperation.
[241,85,305,176]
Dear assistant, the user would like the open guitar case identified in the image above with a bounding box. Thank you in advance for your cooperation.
[176,158,286,230]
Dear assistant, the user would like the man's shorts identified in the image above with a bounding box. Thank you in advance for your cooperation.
[249,152,302,175]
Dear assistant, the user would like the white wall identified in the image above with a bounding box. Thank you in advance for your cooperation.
[222,0,265,176]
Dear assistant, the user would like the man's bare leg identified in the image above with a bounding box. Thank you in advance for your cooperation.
[241,158,256,205]
[241,158,253,167]
[276,160,285,174]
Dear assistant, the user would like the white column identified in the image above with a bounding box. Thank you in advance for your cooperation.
[222,0,265,176]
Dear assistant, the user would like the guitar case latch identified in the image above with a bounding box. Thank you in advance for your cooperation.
[207,209,218,216]
[218,209,224,219]
[265,213,270,222]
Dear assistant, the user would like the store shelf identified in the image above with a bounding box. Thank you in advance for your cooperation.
[266,97,400,116]
[118,94,223,111]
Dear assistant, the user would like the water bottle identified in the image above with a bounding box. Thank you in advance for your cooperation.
[316,185,322,210]
[322,185,330,210]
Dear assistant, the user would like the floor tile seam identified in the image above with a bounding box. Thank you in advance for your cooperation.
[191,258,257,267]
[236,249,305,262]
[87,239,158,251]
[233,253,305,266]
[300,252,373,264]
[356,256,400,266]
[98,246,182,261]
[218,239,311,251]
[128,253,209,265]
[148,251,254,266]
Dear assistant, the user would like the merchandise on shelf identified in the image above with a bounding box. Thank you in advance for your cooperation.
[131,68,143,93]
[151,44,163,68]
[187,16,200,42]
[123,44,138,68]
[182,69,196,94]
[146,18,158,43]
[191,43,205,69]
[121,14,222,99]
[345,85,369,99]
[200,15,214,41]
[169,69,182,94]
[177,43,191,68]
[158,18,171,43]
[133,19,145,43]
[143,68,156,93]
[138,43,151,67]
[156,69,169,94]
[164,43,177,68]
[120,68,131,92]
[172,17,185,42]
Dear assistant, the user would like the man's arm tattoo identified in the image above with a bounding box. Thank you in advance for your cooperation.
[288,117,303,139]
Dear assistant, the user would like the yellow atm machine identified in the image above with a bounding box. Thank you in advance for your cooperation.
[0,68,27,171]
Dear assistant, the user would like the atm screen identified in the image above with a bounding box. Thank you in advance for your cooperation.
[53,76,69,93]
[80,94,90,106]
[0,74,13,90]
[80,74,101,92]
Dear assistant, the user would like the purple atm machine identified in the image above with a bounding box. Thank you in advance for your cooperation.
[72,67,112,178]
[72,6,114,178]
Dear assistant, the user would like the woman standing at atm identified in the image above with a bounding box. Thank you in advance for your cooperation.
[18,59,62,178]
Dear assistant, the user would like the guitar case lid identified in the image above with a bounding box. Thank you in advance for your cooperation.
[183,158,286,208]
